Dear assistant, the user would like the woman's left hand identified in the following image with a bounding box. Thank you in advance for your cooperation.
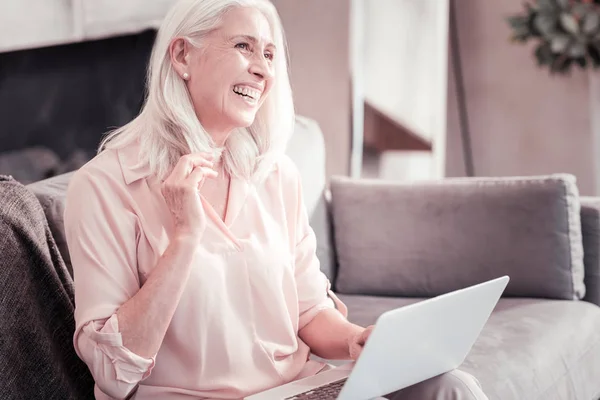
[348,325,375,361]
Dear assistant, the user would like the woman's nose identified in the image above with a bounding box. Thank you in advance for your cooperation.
[249,54,273,80]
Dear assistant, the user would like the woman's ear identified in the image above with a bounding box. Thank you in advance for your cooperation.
[169,37,191,80]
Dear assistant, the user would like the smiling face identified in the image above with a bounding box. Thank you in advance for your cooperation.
[177,6,276,144]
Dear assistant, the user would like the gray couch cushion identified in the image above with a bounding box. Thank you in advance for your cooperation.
[465,299,600,400]
[339,294,600,400]
[331,174,585,300]
[27,172,75,276]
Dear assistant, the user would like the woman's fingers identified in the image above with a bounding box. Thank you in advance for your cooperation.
[187,166,218,185]
[169,153,215,181]
[358,325,375,346]
[353,346,363,360]
[349,326,374,361]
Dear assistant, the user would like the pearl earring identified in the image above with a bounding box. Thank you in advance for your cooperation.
[183,72,189,80]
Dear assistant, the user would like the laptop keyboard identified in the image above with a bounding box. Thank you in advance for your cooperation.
[284,378,348,400]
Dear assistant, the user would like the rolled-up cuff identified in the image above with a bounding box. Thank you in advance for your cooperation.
[298,281,348,329]
[84,314,155,384]
[298,299,335,330]
[327,289,348,319]
[324,278,348,318]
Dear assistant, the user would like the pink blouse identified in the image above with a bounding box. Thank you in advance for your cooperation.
[64,140,347,399]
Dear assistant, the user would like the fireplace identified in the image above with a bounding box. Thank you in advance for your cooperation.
[0,30,156,183]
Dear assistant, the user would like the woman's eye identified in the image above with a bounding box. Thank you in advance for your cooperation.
[235,42,250,50]
[264,52,274,61]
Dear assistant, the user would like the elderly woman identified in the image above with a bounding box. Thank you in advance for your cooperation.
[64,0,488,399]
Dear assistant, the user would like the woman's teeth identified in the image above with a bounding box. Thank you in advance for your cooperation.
[233,85,261,101]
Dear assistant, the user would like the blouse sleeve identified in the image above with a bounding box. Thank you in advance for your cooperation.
[64,168,154,399]
[289,165,348,330]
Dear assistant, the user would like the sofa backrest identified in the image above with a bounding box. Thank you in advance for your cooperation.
[28,172,75,275]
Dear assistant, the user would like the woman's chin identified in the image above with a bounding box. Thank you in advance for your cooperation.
[231,113,258,129]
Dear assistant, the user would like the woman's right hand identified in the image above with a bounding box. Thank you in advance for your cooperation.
[161,153,218,239]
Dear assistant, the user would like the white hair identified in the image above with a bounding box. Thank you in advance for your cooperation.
[98,0,294,183]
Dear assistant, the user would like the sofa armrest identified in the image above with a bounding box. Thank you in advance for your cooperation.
[27,172,75,276]
[580,197,600,307]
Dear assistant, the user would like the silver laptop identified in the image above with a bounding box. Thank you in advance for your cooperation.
[246,276,509,400]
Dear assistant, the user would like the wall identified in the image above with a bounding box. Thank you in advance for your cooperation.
[0,0,176,53]
[446,0,593,194]
[271,0,352,178]
[363,0,449,180]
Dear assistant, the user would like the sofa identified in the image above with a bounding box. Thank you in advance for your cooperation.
[4,115,600,399]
